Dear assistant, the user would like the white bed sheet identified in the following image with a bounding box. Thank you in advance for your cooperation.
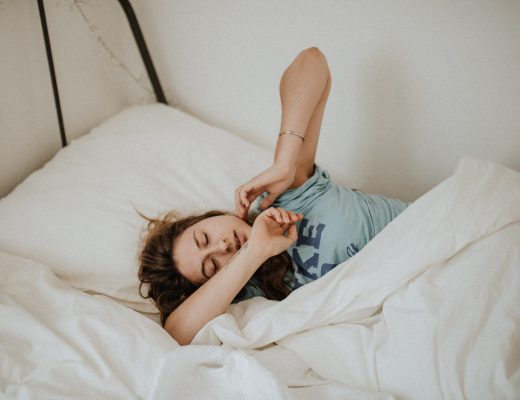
[0,251,386,400]
[2,157,519,399]
[192,156,520,399]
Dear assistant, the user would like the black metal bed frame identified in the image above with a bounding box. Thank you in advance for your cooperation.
[37,0,168,147]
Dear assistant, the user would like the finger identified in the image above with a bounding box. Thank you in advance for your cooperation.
[235,196,246,219]
[277,208,291,224]
[245,183,261,198]
[234,188,244,217]
[281,209,301,223]
[285,224,298,243]
[262,207,280,222]
[270,208,283,224]
[240,200,250,219]
[280,223,291,234]
[240,186,251,210]
[261,211,284,229]
[260,193,278,210]
[236,184,255,220]
[291,212,304,221]
[243,186,266,219]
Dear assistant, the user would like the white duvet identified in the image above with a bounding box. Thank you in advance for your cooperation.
[1,157,519,399]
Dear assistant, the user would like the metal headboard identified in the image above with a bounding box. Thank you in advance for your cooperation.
[37,0,168,148]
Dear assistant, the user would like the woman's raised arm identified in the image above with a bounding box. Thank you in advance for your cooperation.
[235,47,331,219]
[277,46,331,187]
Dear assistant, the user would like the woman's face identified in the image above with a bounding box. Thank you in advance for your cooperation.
[172,215,251,285]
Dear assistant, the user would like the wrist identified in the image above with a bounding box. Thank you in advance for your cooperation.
[242,239,271,262]
[272,159,296,180]
[273,130,302,173]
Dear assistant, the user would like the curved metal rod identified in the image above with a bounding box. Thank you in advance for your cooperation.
[37,0,169,147]
[118,0,168,105]
[38,0,67,147]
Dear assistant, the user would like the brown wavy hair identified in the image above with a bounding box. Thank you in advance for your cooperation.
[137,210,293,326]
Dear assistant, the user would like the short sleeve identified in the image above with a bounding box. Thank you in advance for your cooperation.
[254,164,332,215]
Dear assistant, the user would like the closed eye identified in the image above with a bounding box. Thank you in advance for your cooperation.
[204,232,209,246]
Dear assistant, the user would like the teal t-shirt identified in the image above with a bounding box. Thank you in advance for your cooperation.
[234,164,409,302]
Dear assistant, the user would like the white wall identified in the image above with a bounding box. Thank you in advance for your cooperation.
[0,1,59,198]
[2,0,519,202]
[134,0,520,201]
[0,0,154,198]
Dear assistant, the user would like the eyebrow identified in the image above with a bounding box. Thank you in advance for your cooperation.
[193,231,210,281]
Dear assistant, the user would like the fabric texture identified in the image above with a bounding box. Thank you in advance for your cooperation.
[2,157,519,400]
[236,164,409,300]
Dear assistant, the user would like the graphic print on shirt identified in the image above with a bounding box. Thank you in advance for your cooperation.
[292,219,322,287]
[346,243,359,257]
[295,219,325,249]
[291,218,360,289]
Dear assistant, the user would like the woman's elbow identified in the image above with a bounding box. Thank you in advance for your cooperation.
[164,315,194,346]
[299,47,328,65]
[294,47,330,77]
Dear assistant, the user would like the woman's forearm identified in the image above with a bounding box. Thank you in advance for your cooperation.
[234,48,331,217]
[164,242,267,345]
[274,47,330,173]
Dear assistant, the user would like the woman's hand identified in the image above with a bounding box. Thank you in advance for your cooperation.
[247,207,303,259]
[235,163,296,220]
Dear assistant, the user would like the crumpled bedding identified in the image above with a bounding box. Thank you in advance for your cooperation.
[2,157,519,399]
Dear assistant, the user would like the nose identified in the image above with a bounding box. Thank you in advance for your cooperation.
[206,238,232,255]
[203,238,232,269]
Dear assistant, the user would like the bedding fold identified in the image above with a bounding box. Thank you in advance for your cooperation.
[192,157,520,398]
[0,250,389,399]
[2,157,519,399]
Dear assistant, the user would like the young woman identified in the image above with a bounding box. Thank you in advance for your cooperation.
[138,47,408,345]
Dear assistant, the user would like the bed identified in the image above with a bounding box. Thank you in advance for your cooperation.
[2,4,519,400]
[1,102,519,399]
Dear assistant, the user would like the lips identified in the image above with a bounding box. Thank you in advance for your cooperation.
[233,231,241,251]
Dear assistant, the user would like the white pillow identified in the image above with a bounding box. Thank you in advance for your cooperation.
[0,104,271,312]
